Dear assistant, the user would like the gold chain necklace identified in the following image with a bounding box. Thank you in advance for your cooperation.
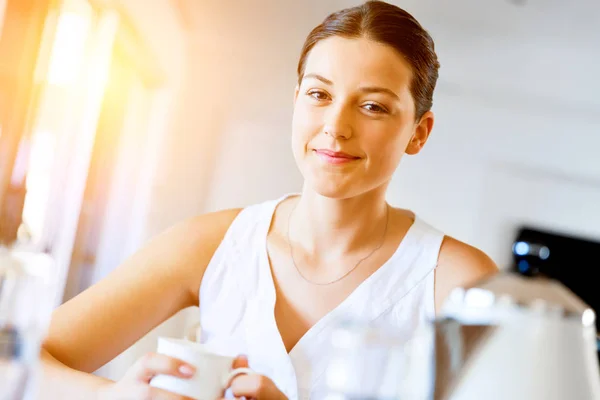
[286,201,390,286]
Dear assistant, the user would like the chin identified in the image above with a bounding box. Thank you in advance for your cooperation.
[303,173,365,200]
[296,156,387,200]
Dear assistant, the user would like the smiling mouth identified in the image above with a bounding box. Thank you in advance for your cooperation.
[313,149,361,165]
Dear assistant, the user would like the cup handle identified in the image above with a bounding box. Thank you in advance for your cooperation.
[223,367,254,387]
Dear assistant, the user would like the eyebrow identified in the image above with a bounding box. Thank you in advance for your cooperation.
[303,73,333,85]
[302,73,400,101]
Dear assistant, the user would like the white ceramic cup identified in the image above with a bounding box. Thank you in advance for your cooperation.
[149,337,252,400]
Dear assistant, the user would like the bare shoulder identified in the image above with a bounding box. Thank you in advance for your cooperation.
[154,208,244,294]
[139,207,243,266]
[162,208,243,258]
[434,236,499,314]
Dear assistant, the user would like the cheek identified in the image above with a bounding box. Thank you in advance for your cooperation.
[292,103,321,147]
[363,125,411,168]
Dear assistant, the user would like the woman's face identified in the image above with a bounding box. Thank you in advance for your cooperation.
[292,36,434,199]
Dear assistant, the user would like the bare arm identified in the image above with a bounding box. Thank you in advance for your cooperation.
[40,208,242,396]
[434,236,499,314]
[39,349,114,397]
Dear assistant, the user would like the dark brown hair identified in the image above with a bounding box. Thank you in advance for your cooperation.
[297,0,440,121]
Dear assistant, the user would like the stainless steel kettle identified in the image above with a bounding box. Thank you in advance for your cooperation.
[434,272,600,400]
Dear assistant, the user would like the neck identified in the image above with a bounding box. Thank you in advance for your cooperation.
[290,184,390,256]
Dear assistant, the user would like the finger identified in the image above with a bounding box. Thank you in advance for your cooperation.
[148,386,197,400]
[115,384,196,400]
[129,352,196,383]
[230,374,276,399]
[232,354,249,369]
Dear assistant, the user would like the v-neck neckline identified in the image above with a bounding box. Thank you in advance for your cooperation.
[259,194,420,357]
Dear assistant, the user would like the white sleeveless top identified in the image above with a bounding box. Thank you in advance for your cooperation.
[198,195,445,400]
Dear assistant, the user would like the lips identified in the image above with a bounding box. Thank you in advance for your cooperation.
[313,149,360,165]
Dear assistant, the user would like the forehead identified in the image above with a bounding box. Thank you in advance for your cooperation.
[303,36,413,92]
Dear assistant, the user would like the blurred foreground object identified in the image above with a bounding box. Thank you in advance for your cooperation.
[0,0,51,246]
[321,272,600,400]
[0,244,56,400]
[434,272,600,400]
[322,320,434,399]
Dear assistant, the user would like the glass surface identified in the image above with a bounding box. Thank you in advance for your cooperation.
[320,320,435,400]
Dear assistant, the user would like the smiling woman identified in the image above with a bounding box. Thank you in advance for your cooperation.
[292,35,433,199]
[39,1,497,399]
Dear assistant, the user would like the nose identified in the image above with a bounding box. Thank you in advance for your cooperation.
[323,103,353,140]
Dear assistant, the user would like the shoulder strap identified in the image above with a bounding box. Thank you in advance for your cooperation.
[199,194,292,302]
[411,216,445,319]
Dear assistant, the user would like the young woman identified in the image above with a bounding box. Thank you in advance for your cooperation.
[40,1,497,399]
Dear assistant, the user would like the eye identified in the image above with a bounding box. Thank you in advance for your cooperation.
[306,89,330,101]
[362,102,388,114]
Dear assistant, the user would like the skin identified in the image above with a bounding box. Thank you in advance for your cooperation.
[39,36,497,399]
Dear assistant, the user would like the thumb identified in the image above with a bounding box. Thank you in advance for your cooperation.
[232,355,249,369]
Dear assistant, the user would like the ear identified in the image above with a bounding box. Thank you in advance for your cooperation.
[293,84,300,106]
[405,111,434,155]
